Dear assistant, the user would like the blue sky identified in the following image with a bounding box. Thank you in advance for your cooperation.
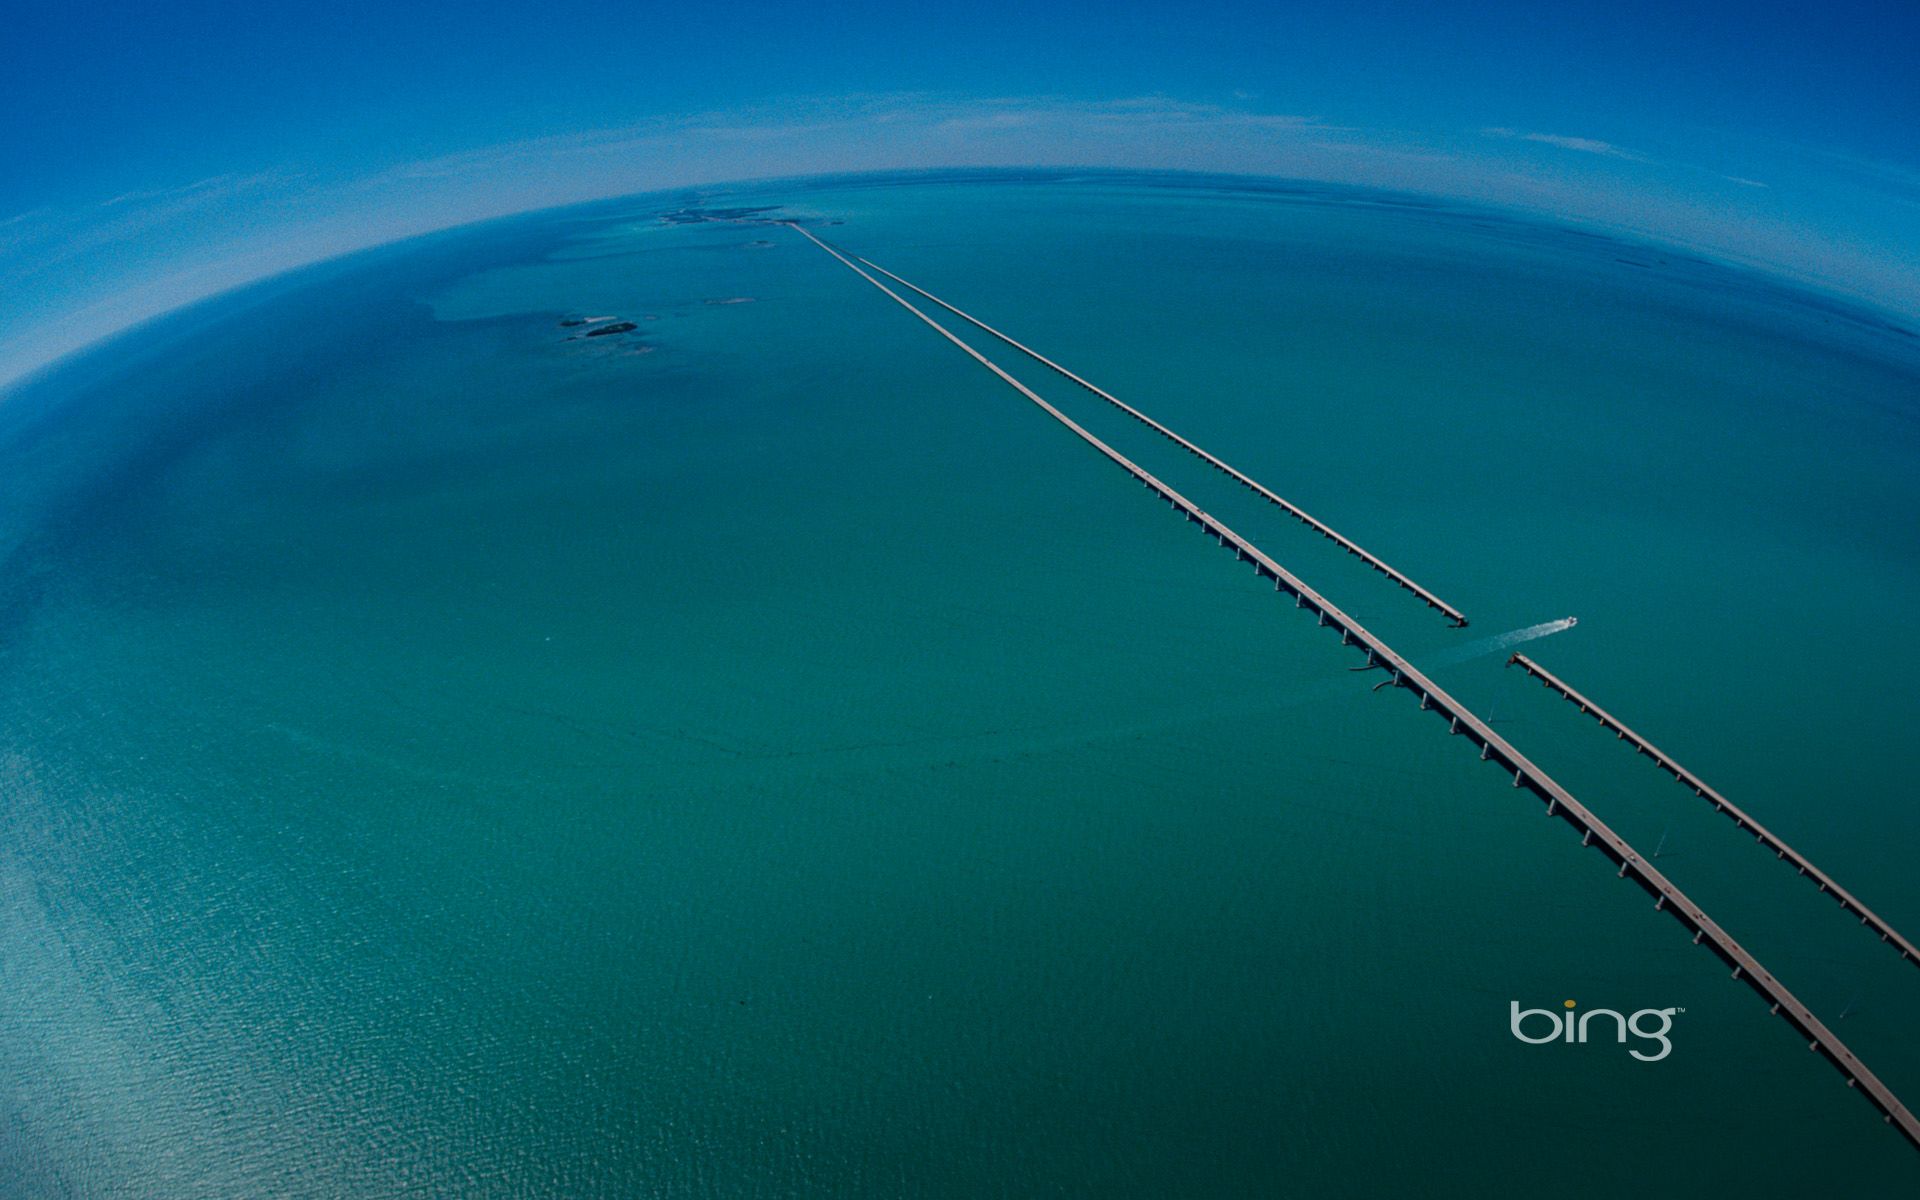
[3,0,1918,388]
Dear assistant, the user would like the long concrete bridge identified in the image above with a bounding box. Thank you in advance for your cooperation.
[849,254,1471,627]
[787,221,1920,1153]
[1509,652,1920,969]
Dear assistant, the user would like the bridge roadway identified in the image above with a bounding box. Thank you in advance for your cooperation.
[850,253,1470,626]
[788,221,1920,1152]
[1509,652,1920,970]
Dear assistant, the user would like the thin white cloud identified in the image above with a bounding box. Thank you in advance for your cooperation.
[1482,127,1648,162]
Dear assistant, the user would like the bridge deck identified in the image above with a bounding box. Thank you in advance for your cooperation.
[789,221,1920,1153]
[1509,652,1920,969]
[852,254,1470,626]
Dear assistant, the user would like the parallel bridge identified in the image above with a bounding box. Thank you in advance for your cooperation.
[1509,652,1920,970]
[852,255,1471,626]
[787,222,1920,1153]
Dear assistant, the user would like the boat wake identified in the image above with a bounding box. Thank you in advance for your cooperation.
[1422,617,1578,667]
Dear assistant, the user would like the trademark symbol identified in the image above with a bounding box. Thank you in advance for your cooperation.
[1675,1008,1686,1013]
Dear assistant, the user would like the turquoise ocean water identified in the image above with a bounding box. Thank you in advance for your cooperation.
[2,172,1918,1196]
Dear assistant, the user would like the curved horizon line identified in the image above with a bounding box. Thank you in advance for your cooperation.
[5,155,1918,399]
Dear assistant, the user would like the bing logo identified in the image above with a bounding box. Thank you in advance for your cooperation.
[1510,999,1682,1062]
